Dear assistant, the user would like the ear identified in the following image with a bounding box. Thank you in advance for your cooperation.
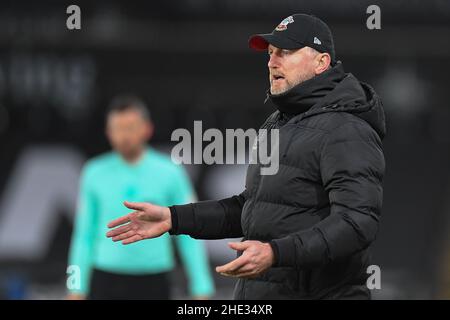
[105,125,111,140]
[145,121,154,141]
[314,53,331,75]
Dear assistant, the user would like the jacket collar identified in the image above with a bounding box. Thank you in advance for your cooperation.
[267,62,346,116]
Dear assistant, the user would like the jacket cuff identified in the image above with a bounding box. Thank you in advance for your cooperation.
[268,241,280,267]
[168,206,178,235]
[270,236,297,268]
[168,203,196,235]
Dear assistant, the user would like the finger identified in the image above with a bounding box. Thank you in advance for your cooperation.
[219,272,239,278]
[112,230,136,242]
[107,214,132,228]
[219,270,256,279]
[228,241,251,251]
[123,201,146,211]
[222,264,254,275]
[216,255,248,273]
[106,224,131,238]
[220,263,254,278]
[122,234,143,245]
[221,263,258,278]
[233,271,258,279]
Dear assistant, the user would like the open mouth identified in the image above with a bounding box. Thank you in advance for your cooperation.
[271,72,285,80]
[271,74,285,83]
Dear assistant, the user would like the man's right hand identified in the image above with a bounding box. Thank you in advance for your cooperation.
[106,201,172,245]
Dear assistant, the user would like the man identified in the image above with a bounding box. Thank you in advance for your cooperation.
[106,14,386,299]
[67,96,215,299]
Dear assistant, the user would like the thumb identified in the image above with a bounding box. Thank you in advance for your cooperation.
[123,201,146,211]
[228,241,250,251]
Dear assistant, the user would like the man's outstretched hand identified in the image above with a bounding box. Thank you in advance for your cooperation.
[106,201,172,245]
[216,241,275,278]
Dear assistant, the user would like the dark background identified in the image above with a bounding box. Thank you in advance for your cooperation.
[0,0,450,299]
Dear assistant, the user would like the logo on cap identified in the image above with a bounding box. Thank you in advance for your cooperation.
[314,37,322,45]
[275,16,294,31]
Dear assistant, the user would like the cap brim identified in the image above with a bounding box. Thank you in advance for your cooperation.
[248,33,305,51]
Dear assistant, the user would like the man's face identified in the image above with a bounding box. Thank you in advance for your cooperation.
[268,45,318,95]
[106,109,152,159]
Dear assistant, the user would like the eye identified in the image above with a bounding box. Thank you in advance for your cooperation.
[281,49,292,56]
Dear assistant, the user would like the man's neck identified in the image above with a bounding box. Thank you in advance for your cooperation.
[268,62,345,115]
[121,148,145,164]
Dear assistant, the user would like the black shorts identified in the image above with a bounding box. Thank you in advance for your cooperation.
[88,268,171,300]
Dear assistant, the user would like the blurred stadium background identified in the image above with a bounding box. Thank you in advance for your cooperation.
[1,0,450,299]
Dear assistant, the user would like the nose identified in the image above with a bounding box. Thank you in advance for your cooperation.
[267,53,280,69]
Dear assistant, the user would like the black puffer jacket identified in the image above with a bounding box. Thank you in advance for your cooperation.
[170,62,386,300]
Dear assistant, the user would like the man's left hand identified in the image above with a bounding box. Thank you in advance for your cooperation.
[216,241,275,278]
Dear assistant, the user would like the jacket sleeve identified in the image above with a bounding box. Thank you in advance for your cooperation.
[270,121,385,269]
[167,165,215,297]
[67,164,98,295]
[175,235,215,297]
[169,189,248,239]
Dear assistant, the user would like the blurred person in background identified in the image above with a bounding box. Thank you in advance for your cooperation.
[106,14,386,300]
[66,95,215,300]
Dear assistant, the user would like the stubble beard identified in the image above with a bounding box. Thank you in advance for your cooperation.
[270,72,315,95]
